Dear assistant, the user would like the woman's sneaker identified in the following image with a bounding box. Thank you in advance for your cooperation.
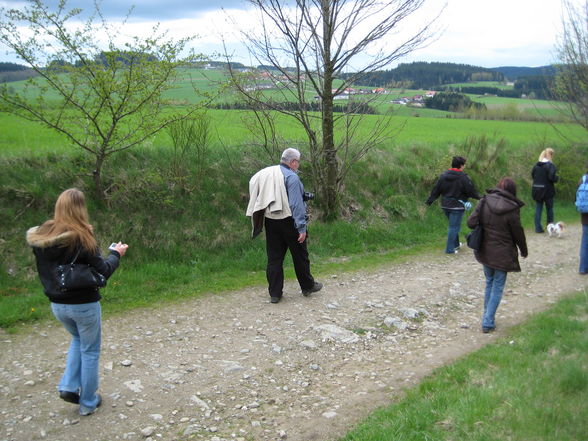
[59,390,80,404]
[80,394,102,416]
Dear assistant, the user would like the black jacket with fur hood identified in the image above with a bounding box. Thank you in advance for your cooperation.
[467,188,528,272]
[26,227,120,304]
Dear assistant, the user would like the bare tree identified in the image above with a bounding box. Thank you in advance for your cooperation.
[554,0,588,131]
[227,0,442,220]
[0,0,206,198]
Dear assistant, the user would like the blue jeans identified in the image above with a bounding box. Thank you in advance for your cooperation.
[534,199,554,232]
[51,302,102,415]
[580,224,588,273]
[482,266,508,329]
[443,209,464,253]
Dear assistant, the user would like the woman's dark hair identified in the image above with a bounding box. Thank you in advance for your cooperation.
[451,156,466,168]
[497,177,517,197]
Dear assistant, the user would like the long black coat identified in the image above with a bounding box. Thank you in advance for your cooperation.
[467,188,528,272]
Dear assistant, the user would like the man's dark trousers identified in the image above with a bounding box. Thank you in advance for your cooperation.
[264,217,315,298]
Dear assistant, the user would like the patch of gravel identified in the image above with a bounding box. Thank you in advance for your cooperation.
[1,225,587,441]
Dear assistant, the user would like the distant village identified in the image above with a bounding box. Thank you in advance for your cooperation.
[332,88,437,107]
[202,62,440,107]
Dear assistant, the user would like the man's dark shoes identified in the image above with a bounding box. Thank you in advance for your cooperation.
[302,282,323,297]
[270,296,281,304]
[482,327,495,334]
[59,390,80,404]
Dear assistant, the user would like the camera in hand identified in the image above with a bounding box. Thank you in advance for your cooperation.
[303,191,314,201]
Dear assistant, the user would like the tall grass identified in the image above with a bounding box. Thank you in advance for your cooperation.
[340,290,588,441]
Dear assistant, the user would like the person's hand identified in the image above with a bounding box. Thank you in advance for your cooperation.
[112,242,129,257]
[298,232,307,243]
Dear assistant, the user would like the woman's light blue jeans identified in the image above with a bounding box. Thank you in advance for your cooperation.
[51,302,102,415]
[580,224,588,273]
[443,209,464,253]
[482,265,508,329]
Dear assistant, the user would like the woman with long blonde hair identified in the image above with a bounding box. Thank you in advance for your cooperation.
[531,148,559,233]
[27,188,128,416]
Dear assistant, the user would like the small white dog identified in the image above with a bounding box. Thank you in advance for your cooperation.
[547,221,566,238]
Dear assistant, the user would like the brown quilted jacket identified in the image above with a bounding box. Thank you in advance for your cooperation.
[467,188,528,272]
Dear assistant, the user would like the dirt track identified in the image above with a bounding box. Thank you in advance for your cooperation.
[1,224,587,441]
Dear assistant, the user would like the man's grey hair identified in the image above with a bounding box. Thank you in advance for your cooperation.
[281,148,301,164]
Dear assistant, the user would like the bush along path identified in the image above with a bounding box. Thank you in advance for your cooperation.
[1,224,587,441]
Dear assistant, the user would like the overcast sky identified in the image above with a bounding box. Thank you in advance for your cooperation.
[0,0,582,68]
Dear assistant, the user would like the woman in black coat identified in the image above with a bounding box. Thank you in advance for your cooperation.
[27,188,128,416]
[531,148,558,233]
[467,178,528,333]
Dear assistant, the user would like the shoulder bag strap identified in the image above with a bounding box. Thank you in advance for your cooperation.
[68,247,81,265]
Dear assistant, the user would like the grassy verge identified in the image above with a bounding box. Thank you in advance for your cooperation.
[340,290,588,441]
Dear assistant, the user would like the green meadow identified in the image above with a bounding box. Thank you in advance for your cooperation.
[1,109,583,156]
[444,80,514,89]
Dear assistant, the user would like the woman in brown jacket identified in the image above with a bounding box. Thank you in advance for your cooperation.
[467,178,528,333]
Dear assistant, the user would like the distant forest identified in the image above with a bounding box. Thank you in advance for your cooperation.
[346,62,504,89]
[0,62,36,83]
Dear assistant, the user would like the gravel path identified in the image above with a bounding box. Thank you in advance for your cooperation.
[2,224,587,441]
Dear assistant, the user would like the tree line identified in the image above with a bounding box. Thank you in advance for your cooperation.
[344,62,505,89]
[436,75,555,100]
[209,100,377,114]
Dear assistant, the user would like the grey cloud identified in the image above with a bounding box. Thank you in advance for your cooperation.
[1,0,247,20]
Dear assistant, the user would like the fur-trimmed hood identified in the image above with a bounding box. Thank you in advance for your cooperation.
[26,226,73,249]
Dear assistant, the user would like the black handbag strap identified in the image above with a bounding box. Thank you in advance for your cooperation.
[68,247,82,265]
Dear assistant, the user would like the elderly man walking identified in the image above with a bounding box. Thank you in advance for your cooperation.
[246,148,322,303]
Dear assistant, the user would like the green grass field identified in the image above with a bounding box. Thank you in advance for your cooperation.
[444,80,514,89]
[0,107,583,157]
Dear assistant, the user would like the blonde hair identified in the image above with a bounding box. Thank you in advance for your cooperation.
[30,188,97,252]
[539,148,554,161]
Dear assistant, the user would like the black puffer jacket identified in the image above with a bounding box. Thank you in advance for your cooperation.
[467,188,528,272]
[426,169,481,210]
[26,227,120,304]
[531,161,558,202]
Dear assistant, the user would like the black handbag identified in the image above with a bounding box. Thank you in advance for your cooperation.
[55,248,106,292]
[466,198,485,251]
